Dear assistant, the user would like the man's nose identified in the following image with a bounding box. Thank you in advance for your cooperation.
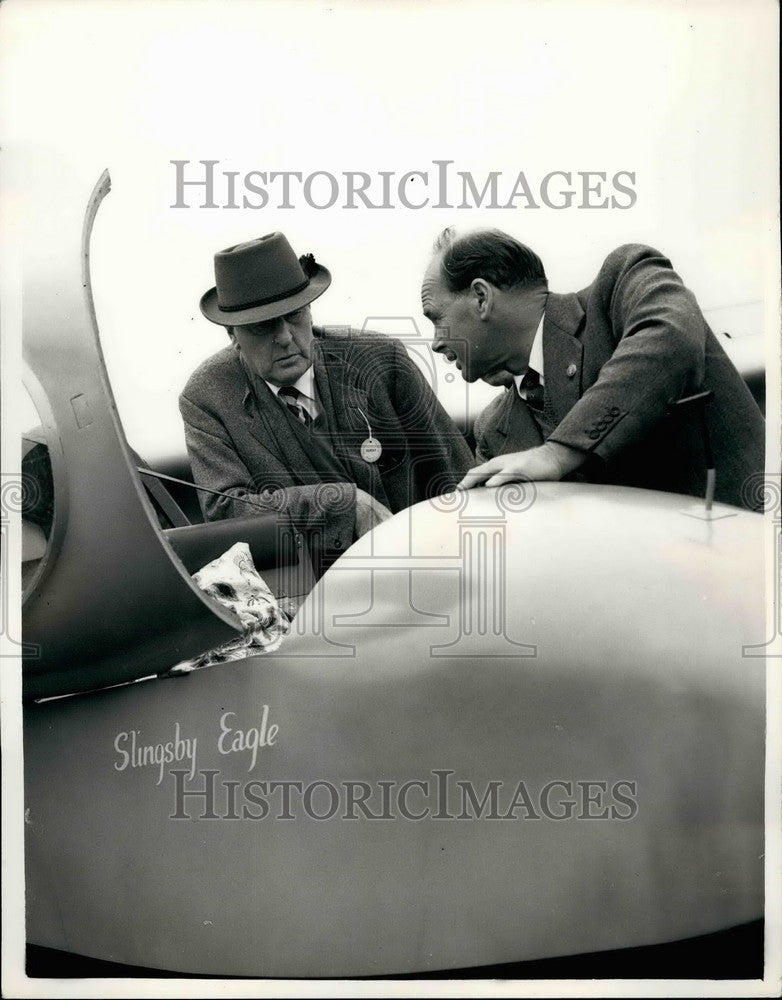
[273,319,294,345]
[431,327,448,353]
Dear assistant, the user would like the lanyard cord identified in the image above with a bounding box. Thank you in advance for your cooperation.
[355,405,373,438]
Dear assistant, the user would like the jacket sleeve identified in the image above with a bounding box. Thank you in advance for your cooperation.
[389,339,475,497]
[179,392,357,551]
[547,246,706,462]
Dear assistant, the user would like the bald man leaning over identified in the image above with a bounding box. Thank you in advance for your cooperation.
[421,228,764,510]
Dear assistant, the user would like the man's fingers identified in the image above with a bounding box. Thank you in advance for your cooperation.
[465,467,534,489]
[457,461,500,489]
[457,471,491,489]
[485,473,516,488]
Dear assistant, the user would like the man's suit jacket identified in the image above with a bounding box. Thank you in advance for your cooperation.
[180,328,473,552]
[474,245,765,510]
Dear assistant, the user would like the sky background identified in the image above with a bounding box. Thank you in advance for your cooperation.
[2,0,778,462]
[0,5,778,988]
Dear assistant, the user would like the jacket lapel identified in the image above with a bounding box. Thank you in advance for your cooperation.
[240,377,320,481]
[314,343,370,440]
[314,342,379,495]
[237,350,347,484]
[542,292,585,425]
[504,392,544,452]
[484,389,543,455]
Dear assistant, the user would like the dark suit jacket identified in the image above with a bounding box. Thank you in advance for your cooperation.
[180,328,473,552]
[474,245,765,510]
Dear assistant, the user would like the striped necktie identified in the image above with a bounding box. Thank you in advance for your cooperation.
[277,385,313,427]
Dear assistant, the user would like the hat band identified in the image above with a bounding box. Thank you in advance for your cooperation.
[217,276,310,313]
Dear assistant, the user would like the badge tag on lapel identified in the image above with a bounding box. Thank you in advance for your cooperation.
[355,405,382,463]
[360,437,382,463]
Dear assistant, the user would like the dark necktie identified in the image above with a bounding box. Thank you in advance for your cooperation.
[278,385,313,427]
[519,368,544,412]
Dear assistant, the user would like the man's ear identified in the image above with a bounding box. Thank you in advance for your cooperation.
[471,278,494,319]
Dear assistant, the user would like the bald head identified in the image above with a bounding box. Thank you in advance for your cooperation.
[422,229,548,383]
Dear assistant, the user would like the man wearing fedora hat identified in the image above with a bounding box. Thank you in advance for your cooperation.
[180,232,473,567]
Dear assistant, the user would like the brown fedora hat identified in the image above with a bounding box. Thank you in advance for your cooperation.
[200,232,331,326]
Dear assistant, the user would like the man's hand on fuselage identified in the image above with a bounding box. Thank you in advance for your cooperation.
[458,441,586,489]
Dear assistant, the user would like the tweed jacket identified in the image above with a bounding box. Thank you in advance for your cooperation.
[474,245,765,510]
[180,328,474,551]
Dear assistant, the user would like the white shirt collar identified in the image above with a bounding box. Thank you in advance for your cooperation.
[513,312,546,396]
[264,365,316,401]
